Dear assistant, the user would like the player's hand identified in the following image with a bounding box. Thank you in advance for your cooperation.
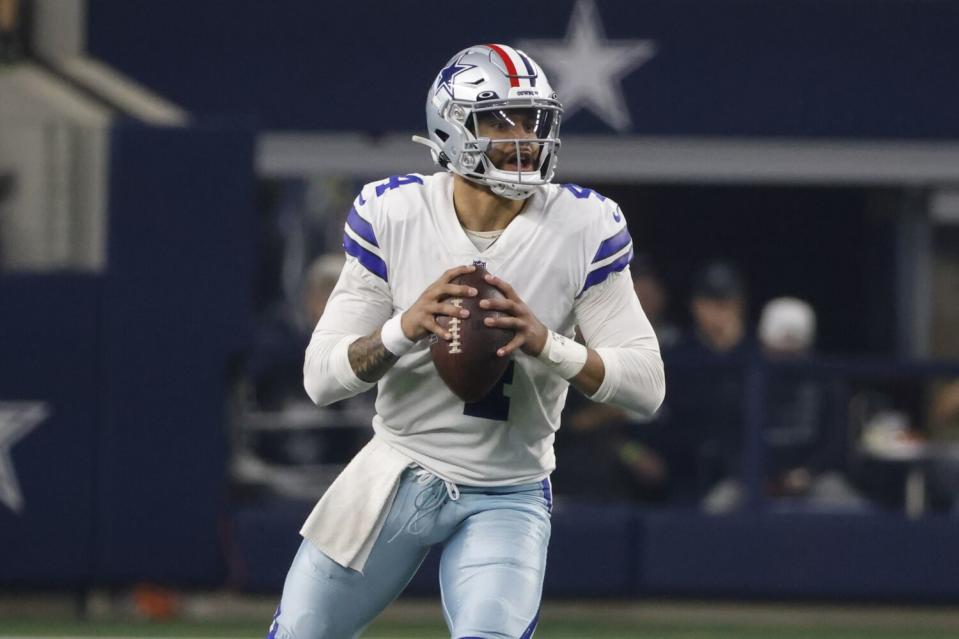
[400,265,478,342]
[479,273,548,358]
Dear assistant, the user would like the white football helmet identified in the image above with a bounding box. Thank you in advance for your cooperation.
[413,44,563,200]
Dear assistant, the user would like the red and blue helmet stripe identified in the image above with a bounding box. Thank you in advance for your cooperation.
[486,43,538,88]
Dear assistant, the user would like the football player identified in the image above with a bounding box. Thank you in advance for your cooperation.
[267,44,665,639]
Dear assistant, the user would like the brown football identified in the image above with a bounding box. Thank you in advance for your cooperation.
[430,262,514,403]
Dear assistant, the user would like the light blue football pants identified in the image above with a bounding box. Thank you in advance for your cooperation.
[267,467,552,639]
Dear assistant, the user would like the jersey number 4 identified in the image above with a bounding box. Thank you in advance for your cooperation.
[374,174,423,197]
[463,361,515,422]
[563,183,605,201]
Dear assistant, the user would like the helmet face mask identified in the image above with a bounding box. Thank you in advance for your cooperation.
[416,45,563,200]
[468,105,560,184]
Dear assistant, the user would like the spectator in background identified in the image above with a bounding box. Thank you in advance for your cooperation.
[553,260,675,503]
[247,253,346,409]
[552,391,670,503]
[759,297,862,508]
[231,252,373,500]
[667,261,757,509]
[928,381,959,440]
[759,296,815,356]
[676,261,754,358]
[923,380,959,512]
[632,255,680,351]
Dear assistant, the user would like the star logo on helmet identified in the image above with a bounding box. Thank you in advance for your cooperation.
[435,56,477,99]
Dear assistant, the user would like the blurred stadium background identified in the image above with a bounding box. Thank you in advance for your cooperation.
[2,0,959,637]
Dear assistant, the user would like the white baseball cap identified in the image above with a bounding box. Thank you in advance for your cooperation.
[759,297,816,352]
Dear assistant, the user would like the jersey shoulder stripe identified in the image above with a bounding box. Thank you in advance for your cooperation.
[346,206,378,247]
[343,175,431,283]
[342,174,433,282]
[582,207,633,295]
[592,226,631,264]
[343,194,387,282]
[581,247,633,296]
[343,232,388,282]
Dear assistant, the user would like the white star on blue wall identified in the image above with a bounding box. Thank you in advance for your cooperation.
[518,0,657,132]
[0,402,49,514]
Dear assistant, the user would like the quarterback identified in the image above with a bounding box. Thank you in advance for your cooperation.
[268,44,665,639]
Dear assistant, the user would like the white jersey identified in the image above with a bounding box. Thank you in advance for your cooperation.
[308,171,663,486]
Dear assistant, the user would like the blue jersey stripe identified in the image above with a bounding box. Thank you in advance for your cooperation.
[343,233,388,282]
[265,605,280,639]
[592,226,631,264]
[581,249,633,295]
[541,478,553,513]
[519,611,540,639]
[346,207,378,247]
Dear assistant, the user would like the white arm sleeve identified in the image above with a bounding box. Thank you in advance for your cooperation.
[303,258,394,406]
[573,269,666,417]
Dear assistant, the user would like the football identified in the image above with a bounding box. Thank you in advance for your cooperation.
[430,262,514,403]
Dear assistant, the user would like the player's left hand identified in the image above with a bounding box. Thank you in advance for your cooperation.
[479,273,548,358]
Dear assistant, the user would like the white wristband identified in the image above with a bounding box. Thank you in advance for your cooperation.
[381,314,415,357]
[536,330,588,379]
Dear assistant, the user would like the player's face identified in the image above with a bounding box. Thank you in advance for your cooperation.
[474,108,548,173]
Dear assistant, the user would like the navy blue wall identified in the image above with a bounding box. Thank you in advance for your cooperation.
[87,0,959,138]
[0,124,256,586]
[0,277,101,585]
[227,500,959,601]
[94,124,256,582]
[642,511,959,601]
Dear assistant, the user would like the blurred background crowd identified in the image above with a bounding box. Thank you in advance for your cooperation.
[3,0,959,608]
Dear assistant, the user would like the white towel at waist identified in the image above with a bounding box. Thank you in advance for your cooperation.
[300,436,412,573]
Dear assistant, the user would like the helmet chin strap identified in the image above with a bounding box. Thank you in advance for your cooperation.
[460,174,536,200]
[489,181,535,200]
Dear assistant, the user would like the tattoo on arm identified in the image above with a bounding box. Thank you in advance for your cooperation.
[348,329,398,383]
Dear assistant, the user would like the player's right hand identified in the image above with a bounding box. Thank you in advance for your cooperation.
[400,265,478,342]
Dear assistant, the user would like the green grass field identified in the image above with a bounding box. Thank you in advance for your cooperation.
[3,599,959,638]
